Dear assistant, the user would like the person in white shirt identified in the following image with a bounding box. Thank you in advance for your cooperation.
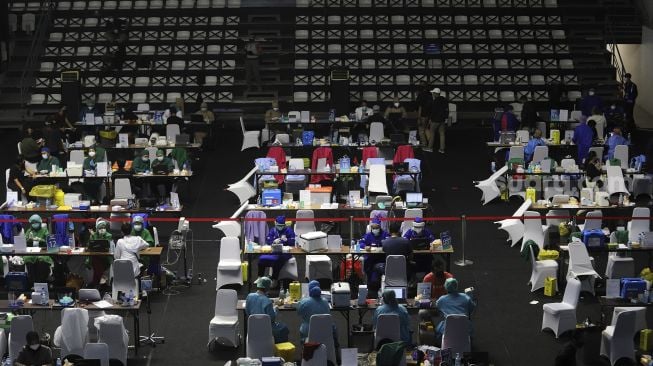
[355,100,373,121]
[114,223,150,276]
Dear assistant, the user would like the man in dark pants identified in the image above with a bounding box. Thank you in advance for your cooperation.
[520,95,539,132]
[244,36,262,91]
[428,88,449,154]
[415,83,433,146]
[623,72,638,122]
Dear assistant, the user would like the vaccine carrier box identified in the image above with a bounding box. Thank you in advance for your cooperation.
[297,231,328,252]
[261,189,282,206]
[331,282,351,308]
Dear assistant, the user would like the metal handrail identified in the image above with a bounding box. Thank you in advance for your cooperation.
[604,19,627,95]
[19,0,54,108]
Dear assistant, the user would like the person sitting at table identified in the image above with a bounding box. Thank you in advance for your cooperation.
[82,146,104,203]
[376,223,413,283]
[131,215,154,246]
[8,156,32,201]
[259,216,295,281]
[24,214,54,278]
[42,118,66,160]
[435,278,476,343]
[36,147,60,174]
[403,217,435,273]
[245,276,289,343]
[384,98,407,132]
[524,129,546,162]
[373,289,412,345]
[193,102,215,145]
[20,126,43,164]
[573,116,593,164]
[15,330,53,366]
[418,257,453,325]
[150,149,175,204]
[132,149,151,173]
[587,106,606,140]
[265,101,281,124]
[355,100,374,121]
[115,222,150,277]
[605,126,628,161]
[89,218,114,286]
[361,217,389,295]
[53,105,74,131]
[297,280,338,345]
[169,147,189,170]
[79,99,99,122]
[584,151,602,187]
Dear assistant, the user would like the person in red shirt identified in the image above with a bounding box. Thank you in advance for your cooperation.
[419,257,453,324]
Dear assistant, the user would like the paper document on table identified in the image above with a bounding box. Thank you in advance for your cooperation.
[26,247,41,253]
[341,348,358,366]
[72,248,85,254]
[92,300,114,309]
[618,244,628,250]
[606,279,621,298]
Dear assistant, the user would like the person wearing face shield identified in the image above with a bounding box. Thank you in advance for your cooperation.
[24,214,54,270]
[259,216,295,279]
[82,146,104,203]
[132,149,151,173]
[361,217,389,294]
[403,217,436,273]
[131,215,154,246]
[88,218,114,286]
[15,331,53,366]
[36,147,60,174]
[579,88,602,118]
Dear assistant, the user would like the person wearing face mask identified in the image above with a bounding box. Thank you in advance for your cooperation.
[355,100,374,122]
[150,149,175,204]
[265,101,281,124]
[260,216,295,279]
[82,147,103,203]
[24,215,54,270]
[384,98,407,133]
[428,88,449,154]
[193,102,215,146]
[623,73,638,121]
[132,149,151,173]
[245,277,289,343]
[88,218,114,286]
[606,126,629,161]
[373,289,412,345]
[579,88,602,118]
[79,99,99,122]
[131,215,154,246]
[36,147,60,174]
[361,217,389,294]
[604,102,625,133]
[15,331,53,366]
[115,222,150,276]
[418,258,453,327]
[434,278,476,341]
[403,217,436,273]
[297,280,339,347]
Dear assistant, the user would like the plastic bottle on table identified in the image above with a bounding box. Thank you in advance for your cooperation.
[454,353,461,366]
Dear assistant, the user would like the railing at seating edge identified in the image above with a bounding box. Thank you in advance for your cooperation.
[19,0,54,109]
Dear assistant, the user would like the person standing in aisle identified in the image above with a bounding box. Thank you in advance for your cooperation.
[244,36,262,91]
[427,88,448,154]
[622,73,638,122]
[415,83,433,146]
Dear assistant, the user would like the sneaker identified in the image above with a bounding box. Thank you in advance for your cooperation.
[422,147,433,152]
[438,149,445,154]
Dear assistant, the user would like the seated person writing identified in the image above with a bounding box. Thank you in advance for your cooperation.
[297,280,338,347]
[24,214,54,280]
[115,222,150,277]
[83,146,104,203]
[36,147,60,174]
[150,149,175,204]
[245,276,289,343]
[89,218,114,286]
[403,217,435,273]
[15,331,53,366]
[373,289,412,345]
[361,217,389,295]
[435,278,476,343]
[258,216,295,281]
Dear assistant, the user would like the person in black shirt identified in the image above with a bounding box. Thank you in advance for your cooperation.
[520,95,538,131]
[415,83,433,146]
[8,157,32,201]
[166,106,184,128]
[428,88,449,154]
[15,331,53,366]
[553,329,582,366]
[623,72,638,122]
[382,223,412,256]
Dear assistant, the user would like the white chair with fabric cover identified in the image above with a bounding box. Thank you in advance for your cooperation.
[111,259,138,300]
[301,344,327,366]
[612,307,647,334]
[628,207,650,243]
[83,342,109,366]
[578,210,602,232]
[166,124,180,141]
[70,150,85,165]
[383,255,407,288]
[614,145,628,169]
[532,145,548,164]
[475,166,508,205]
[9,315,33,361]
[368,164,389,195]
[521,211,544,251]
[542,278,581,338]
[226,166,257,205]
[95,315,129,366]
[54,308,89,358]
[601,310,636,365]
[246,314,275,359]
[495,199,531,247]
[208,289,240,348]
[374,313,400,347]
[307,314,337,366]
[508,145,524,161]
[295,209,316,235]
[544,209,568,229]
[216,237,242,290]
[567,241,600,295]
[605,240,634,279]
[441,314,471,355]
[529,245,558,292]
[240,116,260,151]
[114,178,133,199]
[606,165,629,196]
[369,122,384,143]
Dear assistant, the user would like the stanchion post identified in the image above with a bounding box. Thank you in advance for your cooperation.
[349,216,354,246]
[455,214,473,267]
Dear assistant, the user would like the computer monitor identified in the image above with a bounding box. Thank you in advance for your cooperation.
[406,192,423,205]
[384,287,407,302]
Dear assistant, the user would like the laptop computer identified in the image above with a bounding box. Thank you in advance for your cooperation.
[406,192,423,208]
[153,164,170,175]
[175,133,190,145]
[88,239,110,253]
[410,237,430,250]
[384,287,407,303]
[499,131,516,144]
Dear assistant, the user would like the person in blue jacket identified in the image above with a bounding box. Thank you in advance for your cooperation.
[579,88,603,117]
[361,217,389,295]
[435,278,476,342]
[606,127,629,161]
[258,215,295,279]
[297,280,338,348]
[573,116,594,163]
[245,277,289,343]
[373,289,412,345]
[403,217,436,273]
[524,129,547,162]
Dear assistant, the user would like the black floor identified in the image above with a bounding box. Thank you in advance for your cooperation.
[1,125,639,365]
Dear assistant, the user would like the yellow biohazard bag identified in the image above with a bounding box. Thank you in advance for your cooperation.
[241,262,248,282]
[29,185,56,198]
[544,277,557,296]
[289,281,301,301]
[275,342,295,361]
[641,329,653,351]
[54,189,65,206]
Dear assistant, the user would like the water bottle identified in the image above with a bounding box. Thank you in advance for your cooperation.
[128,290,134,305]
[329,108,335,122]
[490,161,496,173]
[454,353,461,366]
[56,358,62,366]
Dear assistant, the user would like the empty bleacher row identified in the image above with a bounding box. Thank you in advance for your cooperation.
[28,1,242,107]
[291,2,585,104]
[296,0,558,7]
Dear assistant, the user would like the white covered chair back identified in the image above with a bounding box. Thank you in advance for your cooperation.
[441,314,471,355]
[370,122,385,142]
[508,145,524,161]
[581,210,602,231]
[96,315,128,365]
[374,313,400,347]
[628,207,650,243]
[295,209,316,235]
[83,342,110,366]
[111,259,138,300]
[307,314,337,365]
[368,164,388,194]
[216,236,243,289]
[606,165,629,196]
[532,145,548,163]
[601,310,636,365]
[384,255,407,287]
[166,124,180,140]
[209,289,240,347]
[9,315,33,360]
[70,150,85,164]
[114,178,132,199]
[567,241,598,280]
[614,145,628,169]
[301,344,327,366]
[246,314,275,359]
[522,211,544,250]
[55,308,89,358]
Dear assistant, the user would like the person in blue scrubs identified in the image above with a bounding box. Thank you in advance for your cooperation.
[435,278,476,342]
[245,277,289,343]
[573,116,594,163]
[403,217,436,273]
[361,217,389,295]
[258,215,295,279]
[297,280,339,348]
[579,88,603,117]
[373,289,412,345]
[524,129,546,162]
[605,127,629,161]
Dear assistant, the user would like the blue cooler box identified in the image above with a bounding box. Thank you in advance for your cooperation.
[582,229,605,248]
[620,278,647,299]
[261,189,282,206]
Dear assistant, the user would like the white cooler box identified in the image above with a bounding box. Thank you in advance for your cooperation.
[331,282,350,307]
[640,232,653,248]
[297,231,328,252]
[66,162,83,177]
[64,193,82,207]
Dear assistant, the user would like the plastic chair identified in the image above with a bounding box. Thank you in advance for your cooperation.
[495,199,531,247]
[508,146,524,161]
[240,117,260,151]
[96,316,128,365]
[475,166,508,205]
[383,255,407,288]
[83,342,110,366]
[529,245,558,292]
[541,278,581,338]
[628,207,650,243]
[374,313,400,347]
[307,314,337,365]
[441,314,471,355]
[246,314,275,359]
[111,259,138,300]
[113,178,132,199]
[369,122,384,143]
[601,310,636,365]
[301,344,327,366]
[567,241,599,295]
[226,166,257,205]
[70,150,85,164]
[165,124,180,141]
[9,315,33,360]
[578,210,602,232]
[209,289,240,348]
[521,211,544,251]
[54,308,89,358]
[295,209,316,236]
[216,237,242,290]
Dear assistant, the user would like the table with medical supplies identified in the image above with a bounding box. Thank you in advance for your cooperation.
[68,143,202,151]
[0,299,144,354]
[0,204,183,215]
[528,202,636,212]
[0,246,162,258]
[598,296,653,325]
